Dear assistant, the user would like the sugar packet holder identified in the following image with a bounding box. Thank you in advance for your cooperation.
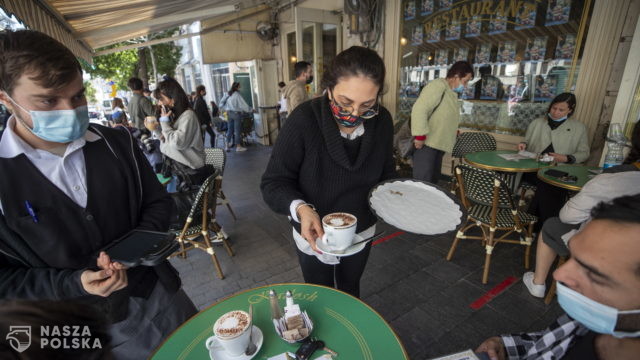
[272,311,314,343]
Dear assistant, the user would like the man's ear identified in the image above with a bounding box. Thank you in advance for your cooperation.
[0,91,13,112]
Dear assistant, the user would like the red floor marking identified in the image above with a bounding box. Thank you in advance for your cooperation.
[469,276,517,310]
[372,231,404,246]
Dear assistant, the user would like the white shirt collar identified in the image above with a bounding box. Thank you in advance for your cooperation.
[340,123,365,140]
[0,116,100,159]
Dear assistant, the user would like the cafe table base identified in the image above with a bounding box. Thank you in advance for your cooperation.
[151,283,409,360]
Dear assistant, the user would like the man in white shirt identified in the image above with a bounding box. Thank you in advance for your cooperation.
[0,30,195,359]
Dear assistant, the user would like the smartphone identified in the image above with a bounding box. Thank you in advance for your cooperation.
[102,230,177,267]
[545,169,570,178]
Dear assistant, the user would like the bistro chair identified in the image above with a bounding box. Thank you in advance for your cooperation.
[170,173,234,279]
[544,256,567,304]
[204,147,238,221]
[450,132,496,194]
[447,164,537,284]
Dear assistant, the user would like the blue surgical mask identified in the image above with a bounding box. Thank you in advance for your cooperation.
[454,84,465,93]
[9,96,89,143]
[548,113,568,122]
[557,282,640,338]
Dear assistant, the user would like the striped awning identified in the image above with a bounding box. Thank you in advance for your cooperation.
[0,0,249,63]
[1,0,93,61]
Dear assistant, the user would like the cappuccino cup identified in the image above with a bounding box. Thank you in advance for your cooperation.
[321,213,357,253]
[206,310,251,356]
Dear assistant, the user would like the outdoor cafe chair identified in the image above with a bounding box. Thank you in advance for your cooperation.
[450,132,496,194]
[204,147,237,221]
[447,163,537,284]
[545,256,567,304]
[169,173,234,279]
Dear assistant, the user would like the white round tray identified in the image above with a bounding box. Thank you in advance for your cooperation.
[368,179,464,235]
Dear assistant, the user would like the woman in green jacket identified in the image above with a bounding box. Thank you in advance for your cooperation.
[411,61,473,183]
[519,92,590,231]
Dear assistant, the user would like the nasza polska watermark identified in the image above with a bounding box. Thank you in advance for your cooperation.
[6,325,102,352]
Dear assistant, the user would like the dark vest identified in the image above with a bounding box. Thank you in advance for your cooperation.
[0,128,175,321]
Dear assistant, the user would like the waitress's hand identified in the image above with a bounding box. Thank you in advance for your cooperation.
[298,205,324,254]
[549,153,568,163]
[517,142,527,151]
[414,139,425,149]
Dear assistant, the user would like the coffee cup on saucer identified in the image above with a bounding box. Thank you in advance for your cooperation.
[206,310,251,356]
[321,212,357,253]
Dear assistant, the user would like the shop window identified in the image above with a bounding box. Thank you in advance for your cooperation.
[398,0,592,136]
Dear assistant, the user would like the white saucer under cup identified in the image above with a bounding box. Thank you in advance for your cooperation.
[317,234,367,257]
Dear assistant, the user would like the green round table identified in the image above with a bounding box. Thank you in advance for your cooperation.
[464,150,552,172]
[537,165,601,192]
[151,283,408,360]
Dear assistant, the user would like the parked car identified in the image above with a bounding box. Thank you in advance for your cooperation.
[101,99,113,121]
[88,105,108,126]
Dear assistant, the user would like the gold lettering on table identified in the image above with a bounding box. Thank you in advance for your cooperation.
[248,289,319,304]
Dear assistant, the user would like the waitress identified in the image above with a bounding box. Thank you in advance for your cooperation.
[260,46,396,298]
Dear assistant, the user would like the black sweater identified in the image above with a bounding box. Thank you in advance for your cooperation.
[261,95,397,233]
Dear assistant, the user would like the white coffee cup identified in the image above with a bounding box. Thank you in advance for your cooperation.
[206,310,251,356]
[321,212,357,253]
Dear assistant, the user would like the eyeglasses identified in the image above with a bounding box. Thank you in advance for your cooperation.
[330,99,380,119]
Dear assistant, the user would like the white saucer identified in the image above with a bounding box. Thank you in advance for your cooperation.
[316,234,367,257]
[207,326,263,360]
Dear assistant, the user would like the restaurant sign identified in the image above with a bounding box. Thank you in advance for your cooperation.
[423,0,539,31]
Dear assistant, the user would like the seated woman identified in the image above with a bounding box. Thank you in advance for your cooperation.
[110,97,127,127]
[518,93,589,230]
[154,78,211,189]
[260,46,396,298]
[523,121,640,297]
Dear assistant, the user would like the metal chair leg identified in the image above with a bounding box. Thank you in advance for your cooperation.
[447,235,461,261]
[544,257,566,304]
[177,218,192,259]
[218,191,237,221]
[482,230,496,284]
[210,221,234,257]
[202,231,224,279]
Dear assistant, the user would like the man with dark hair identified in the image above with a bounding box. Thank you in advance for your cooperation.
[127,77,155,129]
[0,30,196,359]
[476,194,640,360]
[281,61,313,113]
[193,85,214,147]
